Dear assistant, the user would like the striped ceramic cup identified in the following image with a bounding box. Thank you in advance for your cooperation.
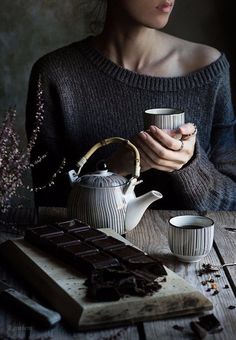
[144,108,185,130]
[168,215,214,263]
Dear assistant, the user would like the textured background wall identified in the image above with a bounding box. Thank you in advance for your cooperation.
[0,0,234,206]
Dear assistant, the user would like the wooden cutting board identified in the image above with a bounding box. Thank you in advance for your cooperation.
[0,229,212,330]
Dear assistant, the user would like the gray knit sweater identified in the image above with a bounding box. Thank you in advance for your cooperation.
[26,37,236,210]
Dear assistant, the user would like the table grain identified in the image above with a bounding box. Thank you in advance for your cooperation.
[0,209,235,339]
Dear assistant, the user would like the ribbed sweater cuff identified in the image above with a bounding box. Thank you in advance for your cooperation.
[169,141,214,204]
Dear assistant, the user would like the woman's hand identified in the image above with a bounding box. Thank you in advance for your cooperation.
[134,123,197,173]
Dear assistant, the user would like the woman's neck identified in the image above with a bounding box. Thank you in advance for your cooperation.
[91,11,166,74]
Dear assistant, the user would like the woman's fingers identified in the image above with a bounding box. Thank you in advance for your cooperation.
[178,123,197,139]
[134,125,197,172]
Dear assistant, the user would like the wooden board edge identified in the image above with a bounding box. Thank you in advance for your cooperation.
[0,239,83,329]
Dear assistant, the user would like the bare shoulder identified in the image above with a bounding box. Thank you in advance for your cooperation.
[163,33,222,74]
[178,39,221,72]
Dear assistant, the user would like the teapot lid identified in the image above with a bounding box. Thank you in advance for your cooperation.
[79,170,128,188]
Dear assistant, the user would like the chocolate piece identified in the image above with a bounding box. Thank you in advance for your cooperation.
[56,219,90,232]
[45,234,80,247]
[76,252,120,272]
[72,228,107,241]
[198,314,221,332]
[126,254,156,265]
[62,242,99,258]
[90,236,125,250]
[190,321,208,339]
[108,245,145,260]
[26,225,63,238]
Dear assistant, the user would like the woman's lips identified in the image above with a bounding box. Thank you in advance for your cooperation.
[156,2,173,13]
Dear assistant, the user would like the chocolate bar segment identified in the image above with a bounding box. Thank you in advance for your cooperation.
[75,252,120,273]
[90,236,126,250]
[72,228,107,241]
[45,234,80,247]
[62,242,99,259]
[108,245,145,261]
[56,219,90,232]
[26,225,63,238]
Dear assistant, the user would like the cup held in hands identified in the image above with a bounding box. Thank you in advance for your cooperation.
[144,108,185,130]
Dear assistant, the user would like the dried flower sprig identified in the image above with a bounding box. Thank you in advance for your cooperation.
[0,75,66,212]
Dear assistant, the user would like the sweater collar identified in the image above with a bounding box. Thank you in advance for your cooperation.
[77,37,229,91]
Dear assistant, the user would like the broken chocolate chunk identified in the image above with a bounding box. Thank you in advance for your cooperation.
[190,321,208,339]
[173,324,184,332]
[228,305,236,309]
[198,314,221,332]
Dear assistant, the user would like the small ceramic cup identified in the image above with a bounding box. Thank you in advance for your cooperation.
[144,108,185,130]
[168,215,214,263]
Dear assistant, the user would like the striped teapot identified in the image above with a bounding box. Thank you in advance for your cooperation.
[67,137,163,234]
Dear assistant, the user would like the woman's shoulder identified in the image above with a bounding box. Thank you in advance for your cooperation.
[163,33,223,75]
[31,40,85,72]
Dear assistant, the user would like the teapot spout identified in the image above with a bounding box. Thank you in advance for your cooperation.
[125,191,163,232]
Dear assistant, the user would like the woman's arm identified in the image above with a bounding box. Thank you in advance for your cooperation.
[25,59,68,207]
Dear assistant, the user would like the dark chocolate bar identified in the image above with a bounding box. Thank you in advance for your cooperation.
[25,219,167,301]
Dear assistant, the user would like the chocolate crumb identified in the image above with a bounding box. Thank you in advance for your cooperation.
[224,284,229,289]
[212,289,219,296]
[173,324,184,332]
[206,288,211,292]
[190,321,208,339]
[201,280,207,286]
[214,274,221,278]
[198,314,221,332]
[228,305,236,310]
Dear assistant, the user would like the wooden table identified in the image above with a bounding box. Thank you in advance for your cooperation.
[0,209,236,339]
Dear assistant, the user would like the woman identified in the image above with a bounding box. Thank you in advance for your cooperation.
[26,0,236,210]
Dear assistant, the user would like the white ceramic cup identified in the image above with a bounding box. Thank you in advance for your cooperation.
[168,215,214,263]
[144,108,185,130]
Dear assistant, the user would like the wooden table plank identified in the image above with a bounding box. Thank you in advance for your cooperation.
[1,208,236,340]
[207,211,236,296]
[126,210,236,340]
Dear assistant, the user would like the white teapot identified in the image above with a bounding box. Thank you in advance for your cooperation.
[67,137,163,234]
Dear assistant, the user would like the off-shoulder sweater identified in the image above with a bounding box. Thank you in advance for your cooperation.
[26,38,236,210]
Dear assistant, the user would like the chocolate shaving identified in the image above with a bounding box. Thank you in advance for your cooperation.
[190,314,223,338]
[190,321,208,339]
[173,324,184,332]
[228,305,236,310]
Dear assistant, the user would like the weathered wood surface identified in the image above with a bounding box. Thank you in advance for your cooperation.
[0,209,236,339]
[126,210,236,340]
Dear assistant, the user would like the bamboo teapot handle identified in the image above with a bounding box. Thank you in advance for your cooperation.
[76,137,141,179]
